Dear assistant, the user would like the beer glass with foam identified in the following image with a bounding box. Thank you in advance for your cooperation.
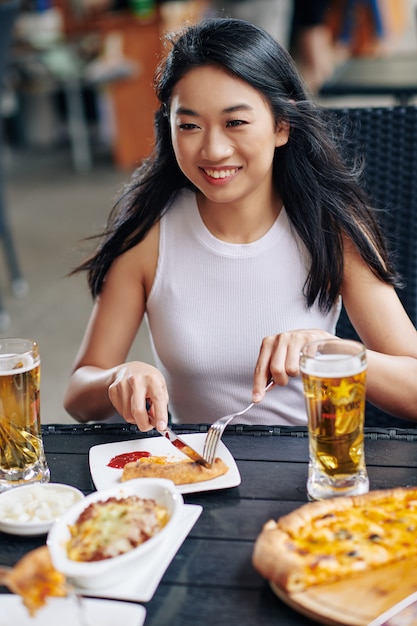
[0,338,50,492]
[300,338,369,500]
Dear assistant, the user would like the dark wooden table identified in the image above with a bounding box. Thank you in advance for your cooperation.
[1,423,417,625]
[319,52,417,105]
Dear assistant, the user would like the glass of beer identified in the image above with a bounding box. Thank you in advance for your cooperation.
[0,338,50,492]
[300,338,369,501]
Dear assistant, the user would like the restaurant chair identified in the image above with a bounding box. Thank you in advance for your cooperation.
[328,105,417,428]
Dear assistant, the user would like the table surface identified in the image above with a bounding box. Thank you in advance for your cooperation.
[319,52,417,103]
[1,423,417,626]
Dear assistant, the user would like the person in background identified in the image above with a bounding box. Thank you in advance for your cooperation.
[290,0,335,92]
[209,0,294,47]
[0,0,26,328]
[0,1,21,154]
[63,18,417,431]
[336,0,384,55]
[326,0,409,58]
[290,0,410,93]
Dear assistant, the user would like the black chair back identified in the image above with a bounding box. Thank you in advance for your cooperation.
[328,106,417,427]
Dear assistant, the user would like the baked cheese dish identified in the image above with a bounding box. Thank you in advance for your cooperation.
[67,495,169,562]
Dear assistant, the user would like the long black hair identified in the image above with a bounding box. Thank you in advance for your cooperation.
[74,17,399,309]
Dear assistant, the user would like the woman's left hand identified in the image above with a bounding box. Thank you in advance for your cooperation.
[252,328,333,402]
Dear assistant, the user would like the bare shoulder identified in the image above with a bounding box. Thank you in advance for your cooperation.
[341,234,370,279]
[340,234,417,347]
[107,222,160,298]
[73,222,161,368]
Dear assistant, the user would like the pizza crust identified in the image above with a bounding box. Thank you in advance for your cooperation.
[121,456,229,485]
[276,495,355,535]
[252,520,308,593]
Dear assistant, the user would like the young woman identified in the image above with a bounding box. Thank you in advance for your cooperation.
[64,18,417,431]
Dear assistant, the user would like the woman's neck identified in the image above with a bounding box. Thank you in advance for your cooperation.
[196,191,283,244]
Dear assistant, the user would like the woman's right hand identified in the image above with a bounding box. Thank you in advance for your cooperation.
[108,362,169,432]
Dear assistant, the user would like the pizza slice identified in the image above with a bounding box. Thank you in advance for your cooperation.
[1,546,68,616]
[121,455,229,485]
[252,486,417,593]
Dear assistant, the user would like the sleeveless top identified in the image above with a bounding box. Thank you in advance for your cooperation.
[145,189,341,426]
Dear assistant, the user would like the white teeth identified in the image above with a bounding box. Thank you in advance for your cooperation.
[204,168,238,179]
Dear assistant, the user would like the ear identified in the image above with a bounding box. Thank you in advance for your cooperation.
[275,119,290,148]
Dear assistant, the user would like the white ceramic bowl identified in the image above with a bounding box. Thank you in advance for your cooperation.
[47,478,183,589]
[0,483,85,536]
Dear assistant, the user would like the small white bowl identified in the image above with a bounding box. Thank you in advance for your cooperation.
[47,478,183,589]
[0,483,85,536]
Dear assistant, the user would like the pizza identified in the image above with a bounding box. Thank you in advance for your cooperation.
[252,486,417,594]
[1,546,68,616]
[121,455,229,485]
[67,495,169,562]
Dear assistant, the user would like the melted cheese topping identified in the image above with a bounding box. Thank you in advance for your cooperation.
[67,496,169,562]
[287,494,417,586]
[137,455,174,465]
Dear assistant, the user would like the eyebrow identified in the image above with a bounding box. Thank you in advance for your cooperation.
[174,103,254,116]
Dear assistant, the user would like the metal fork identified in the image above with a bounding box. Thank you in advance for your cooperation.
[202,379,274,466]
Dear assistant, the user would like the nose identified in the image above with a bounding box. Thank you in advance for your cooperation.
[200,128,233,161]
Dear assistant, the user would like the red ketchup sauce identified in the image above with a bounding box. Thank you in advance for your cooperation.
[107,451,151,469]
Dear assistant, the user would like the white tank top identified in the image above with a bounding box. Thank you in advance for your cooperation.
[146,189,341,425]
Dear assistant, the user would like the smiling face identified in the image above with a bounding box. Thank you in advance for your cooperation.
[169,65,289,211]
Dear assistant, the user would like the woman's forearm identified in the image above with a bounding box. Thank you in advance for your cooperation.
[365,351,417,421]
[64,365,119,423]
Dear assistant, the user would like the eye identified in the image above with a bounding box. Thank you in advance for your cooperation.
[178,123,200,131]
[226,119,247,128]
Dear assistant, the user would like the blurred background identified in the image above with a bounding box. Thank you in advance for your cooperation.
[1,0,417,424]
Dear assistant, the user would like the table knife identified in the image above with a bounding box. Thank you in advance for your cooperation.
[368,591,417,626]
[157,427,211,468]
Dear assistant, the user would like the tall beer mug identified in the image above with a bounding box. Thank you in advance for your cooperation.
[300,338,369,501]
[0,338,50,492]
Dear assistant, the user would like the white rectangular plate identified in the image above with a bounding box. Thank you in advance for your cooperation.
[74,504,202,603]
[89,433,241,494]
[0,596,146,626]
